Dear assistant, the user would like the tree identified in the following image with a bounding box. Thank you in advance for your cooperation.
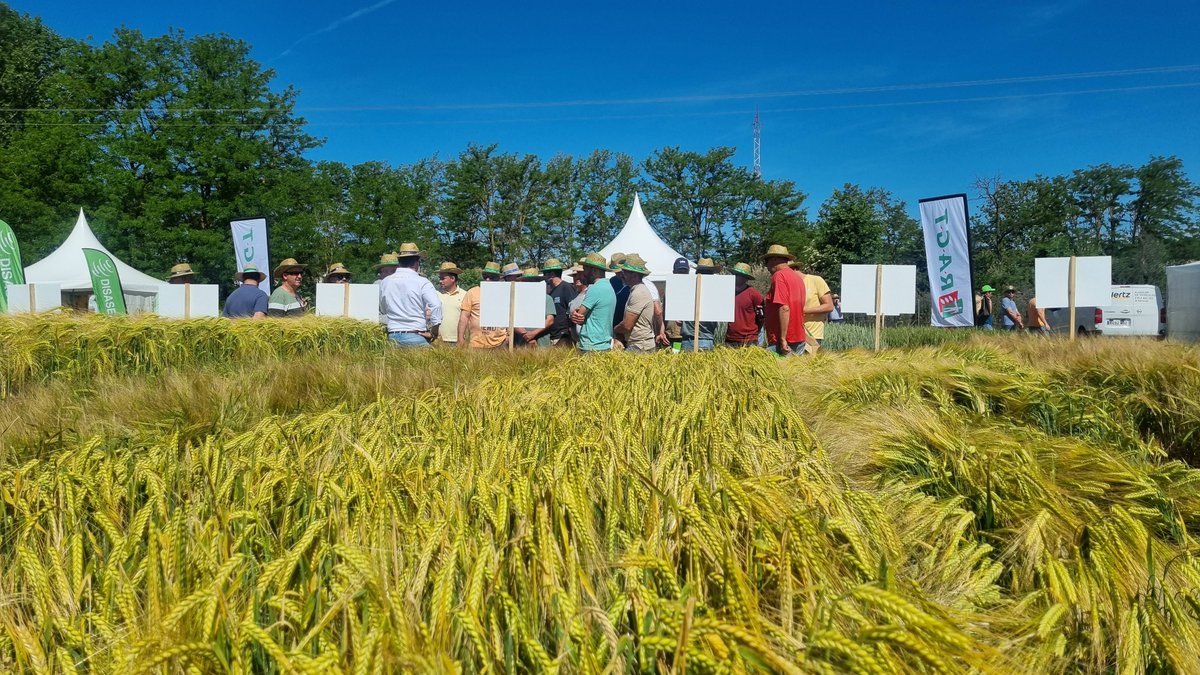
[812,184,884,287]
[736,179,809,264]
[574,150,635,254]
[642,147,752,260]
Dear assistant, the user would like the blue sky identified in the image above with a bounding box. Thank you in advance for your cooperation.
[13,0,1200,215]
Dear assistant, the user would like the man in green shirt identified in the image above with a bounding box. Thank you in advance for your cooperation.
[570,252,616,352]
[269,258,308,317]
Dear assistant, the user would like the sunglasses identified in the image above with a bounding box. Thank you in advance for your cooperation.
[284,270,304,276]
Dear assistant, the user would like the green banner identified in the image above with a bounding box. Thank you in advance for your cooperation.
[82,247,127,315]
[0,219,26,313]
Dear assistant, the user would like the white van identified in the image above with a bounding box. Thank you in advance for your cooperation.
[1099,285,1165,337]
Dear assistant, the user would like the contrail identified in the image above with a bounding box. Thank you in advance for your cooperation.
[278,0,401,58]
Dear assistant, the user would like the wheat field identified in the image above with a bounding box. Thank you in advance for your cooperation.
[1,316,1199,673]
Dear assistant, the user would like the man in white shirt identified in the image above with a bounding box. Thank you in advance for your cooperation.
[379,242,442,347]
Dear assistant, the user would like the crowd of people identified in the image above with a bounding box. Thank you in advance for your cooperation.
[208,243,846,354]
[974,284,1051,334]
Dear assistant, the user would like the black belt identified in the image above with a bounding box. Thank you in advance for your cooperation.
[388,330,424,334]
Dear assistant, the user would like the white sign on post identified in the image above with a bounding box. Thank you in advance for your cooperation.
[664,274,735,322]
[5,283,61,313]
[156,285,219,318]
[840,265,917,315]
[1035,256,1112,308]
[315,283,381,321]
[480,281,547,329]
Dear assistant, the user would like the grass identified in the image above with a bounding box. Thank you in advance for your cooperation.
[1,316,1199,673]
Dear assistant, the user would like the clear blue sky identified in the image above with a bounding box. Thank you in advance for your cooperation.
[13,0,1200,215]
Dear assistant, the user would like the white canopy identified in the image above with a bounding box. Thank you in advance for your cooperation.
[1167,261,1200,342]
[598,194,688,282]
[25,209,168,293]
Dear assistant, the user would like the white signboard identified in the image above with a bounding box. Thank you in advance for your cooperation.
[919,194,974,327]
[156,284,219,318]
[480,281,547,329]
[664,274,735,322]
[315,283,381,321]
[5,283,61,313]
[1034,256,1112,308]
[230,217,270,289]
[840,265,917,316]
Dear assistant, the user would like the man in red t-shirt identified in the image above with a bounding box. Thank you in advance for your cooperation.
[725,262,764,347]
[762,244,807,356]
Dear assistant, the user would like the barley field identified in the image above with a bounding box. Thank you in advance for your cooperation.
[1,316,1199,673]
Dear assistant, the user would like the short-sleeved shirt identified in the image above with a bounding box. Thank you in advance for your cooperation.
[437,287,467,343]
[547,281,578,338]
[802,273,833,341]
[268,286,306,317]
[765,268,806,345]
[223,284,269,318]
[609,276,630,328]
[727,285,764,343]
[1001,297,1019,327]
[380,268,442,332]
[460,285,509,348]
[623,283,657,351]
[580,280,617,351]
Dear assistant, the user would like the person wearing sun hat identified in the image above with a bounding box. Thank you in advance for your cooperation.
[372,252,401,282]
[681,257,721,351]
[762,244,807,356]
[571,252,617,352]
[501,262,523,281]
[606,252,632,329]
[789,258,833,351]
[615,254,662,352]
[167,263,196,285]
[268,258,309,317]
[323,262,353,284]
[222,265,269,319]
[459,261,508,348]
[976,284,996,329]
[379,243,441,347]
[1000,285,1024,331]
[513,267,556,347]
[432,261,467,346]
[540,257,578,346]
[725,262,764,348]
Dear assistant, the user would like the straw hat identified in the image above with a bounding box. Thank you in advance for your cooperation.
[396,242,422,258]
[237,265,267,283]
[608,252,627,271]
[322,262,353,281]
[169,263,195,279]
[762,244,796,262]
[1004,285,1017,293]
[521,267,543,280]
[372,252,400,270]
[621,254,650,275]
[541,258,564,272]
[580,252,609,271]
[731,262,755,278]
[274,258,306,278]
[436,261,463,276]
[696,257,718,272]
[569,263,585,274]
[482,261,503,277]
[501,262,522,278]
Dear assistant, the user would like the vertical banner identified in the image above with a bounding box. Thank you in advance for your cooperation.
[82,248,128,315]
[231,217,270,288]
[0,219,27,313]
[919,194,974,327]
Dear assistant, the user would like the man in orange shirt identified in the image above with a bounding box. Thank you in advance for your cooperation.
[763,244,807,356]
[458,262,509,349]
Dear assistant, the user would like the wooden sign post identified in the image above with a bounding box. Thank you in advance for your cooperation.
[507,281,516,351]
[1067,255,1077,341]
[28,284,37,313]
[692,274,703,353]
[873,264,883,352]
[183,284,192,319]
[342,283,351,318]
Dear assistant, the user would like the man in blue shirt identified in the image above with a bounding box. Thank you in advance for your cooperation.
[1000,285,1024,331]
[222,266,268,318]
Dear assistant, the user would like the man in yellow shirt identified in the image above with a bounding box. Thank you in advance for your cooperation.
[458,262,509,349]
[790,260,834,351]
[435,261,467,346]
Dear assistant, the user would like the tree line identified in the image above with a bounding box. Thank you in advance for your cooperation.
[1,5,1196,302]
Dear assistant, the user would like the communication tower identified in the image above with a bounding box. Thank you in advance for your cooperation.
[752,108,762,180]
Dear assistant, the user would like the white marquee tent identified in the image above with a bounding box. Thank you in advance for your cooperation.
[24,209,166,311]
[1167,261,1200,342]
[598,194,689,282]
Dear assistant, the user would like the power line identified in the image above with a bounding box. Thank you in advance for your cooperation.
[1,64,1197,114]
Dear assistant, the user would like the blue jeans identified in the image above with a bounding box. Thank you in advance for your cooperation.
[681,338,714,352]
[389,332,430,347]
[767,342,806,357]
